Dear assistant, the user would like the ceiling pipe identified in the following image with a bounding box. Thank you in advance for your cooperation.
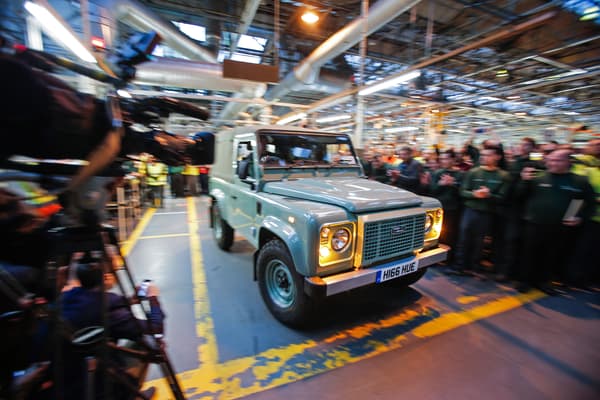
[94,0,217,62]
[229,0,262,55]
[134,57,266,95]
[216,0,266,124]
[277,10,558,123]
[265,0,423,102]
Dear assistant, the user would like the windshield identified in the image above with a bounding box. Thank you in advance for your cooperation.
[257,131,359,168]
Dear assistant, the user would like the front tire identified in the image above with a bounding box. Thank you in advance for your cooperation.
[257,240,313,327]
[212,203,234,250]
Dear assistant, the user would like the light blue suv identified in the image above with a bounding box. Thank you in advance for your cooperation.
[209,126,448,326]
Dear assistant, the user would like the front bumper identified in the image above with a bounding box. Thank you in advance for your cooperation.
[304,244,449,297]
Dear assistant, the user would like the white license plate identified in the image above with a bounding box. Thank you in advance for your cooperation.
[376,258,419,283]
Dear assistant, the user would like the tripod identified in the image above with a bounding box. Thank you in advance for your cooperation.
[0,226,186,399]
[49,224,186,400]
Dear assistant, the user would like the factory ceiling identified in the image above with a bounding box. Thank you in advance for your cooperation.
[2,0,600,145]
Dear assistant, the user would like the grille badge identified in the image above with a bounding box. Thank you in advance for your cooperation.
[391,225,405,235]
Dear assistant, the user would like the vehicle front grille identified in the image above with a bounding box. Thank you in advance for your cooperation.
[361,214,425,266]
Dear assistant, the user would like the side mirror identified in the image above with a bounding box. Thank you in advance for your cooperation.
[237,159,250,180]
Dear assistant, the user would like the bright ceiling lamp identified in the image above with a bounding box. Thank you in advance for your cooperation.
[301,10,320,24]
[24,1,96,63]
[276,112,307,125]
[315,114,351,124]
[358,70,421,96]
[384,126,418,133]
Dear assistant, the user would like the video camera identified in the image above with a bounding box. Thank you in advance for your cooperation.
[1,31,215,167]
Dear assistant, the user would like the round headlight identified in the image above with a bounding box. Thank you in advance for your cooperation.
[424,214,433,233]
[331,228,350,251]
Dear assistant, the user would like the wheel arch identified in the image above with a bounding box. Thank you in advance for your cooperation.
[253,219,308,281]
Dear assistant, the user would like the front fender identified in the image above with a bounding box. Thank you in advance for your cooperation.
[258,215,311,277]
[209,187,229,227]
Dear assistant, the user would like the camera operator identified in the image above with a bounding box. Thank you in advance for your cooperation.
[58,253,164,399]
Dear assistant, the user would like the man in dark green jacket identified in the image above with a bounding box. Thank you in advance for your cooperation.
[430,150,463,264]
[516,149,595,294]
[453,147,510,274]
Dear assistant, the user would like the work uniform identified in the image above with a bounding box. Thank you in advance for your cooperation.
[517,171,595,287]
[570,155,600,284]
[497,155,546,278]
[146,161,168,208]
[392,158,423,193]
[430,168,463,264]
[454,167,510,272]
[182,164,199,196]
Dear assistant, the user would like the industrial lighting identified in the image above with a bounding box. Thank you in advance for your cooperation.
[358,70,421,96]
[315,114,352,124]
[24,1,96,63]
[91,36,105,49]
[496,69,509,78]
[301,11,320,24]
[515,112,527,116]
[384,126,418,133]
[506,95,521,100]
[276,112,307,125]
[116,89,132,98]
[580,6,599,21]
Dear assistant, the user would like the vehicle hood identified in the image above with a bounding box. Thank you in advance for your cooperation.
[263,178,422,212]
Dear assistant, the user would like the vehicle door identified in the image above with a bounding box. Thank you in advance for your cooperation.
[230,136,259,240]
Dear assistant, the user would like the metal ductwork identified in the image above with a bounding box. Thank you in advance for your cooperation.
[94,0,217,62]
[264,0,423,102]
[215,0,264,124]
[134,57,266,96]
[204,19,221,57]
[230,0,262,55]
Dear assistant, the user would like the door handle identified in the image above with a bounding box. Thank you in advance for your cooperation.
[231,195,237,200]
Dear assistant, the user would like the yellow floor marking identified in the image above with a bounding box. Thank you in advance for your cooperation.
[186,196,219,367]
[456,295,479,304]
[121,208,155,257]
[138,233,190,240]
[413,291,545,338]
[145,289,545,399]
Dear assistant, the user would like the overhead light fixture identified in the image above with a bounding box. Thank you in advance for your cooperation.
[506,95,521,100]
[91,36,105,50]
[276,112,307,125]
[482,96,502,101]
[301,10,320,24]
[514,112,527,116]
[358,70,421,96]
[384,126,418,133]
[116,89,132,98]
[580,6,599,21]
[315,114,351,124]
[24,1,96,63]
[496,69,509,78]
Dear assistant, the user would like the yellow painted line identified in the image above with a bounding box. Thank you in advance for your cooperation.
[186,197,219,367]
[120,208,155,257]
[456,295,479,305]
[138,233,190,240]
[146,289,546,399]
[413,290,546,338]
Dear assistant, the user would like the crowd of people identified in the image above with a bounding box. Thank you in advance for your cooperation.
[361,137,600,294]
